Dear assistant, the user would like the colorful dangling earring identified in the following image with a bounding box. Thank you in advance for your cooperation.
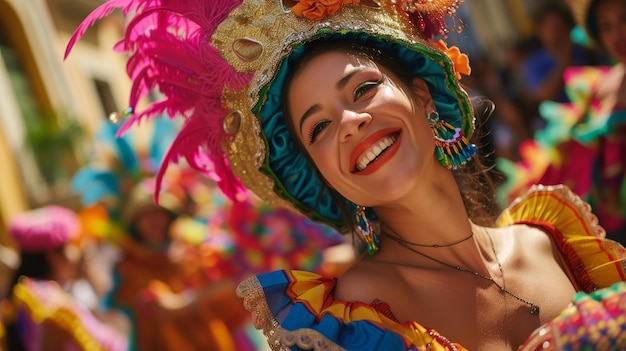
[355,205,380,255]
[427,110,477,169]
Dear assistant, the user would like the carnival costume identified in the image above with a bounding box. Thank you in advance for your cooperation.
[497,65,626,241]
[497,0,626,242]
[6,206,128,351]
[66,0,626,349]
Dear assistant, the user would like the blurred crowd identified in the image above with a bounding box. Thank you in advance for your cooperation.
[1,0,625,350]
[0,117,353,351]
[490,0,626,244]
[0,169,354,351]
[463,2,611,163]
[452,1,626,243]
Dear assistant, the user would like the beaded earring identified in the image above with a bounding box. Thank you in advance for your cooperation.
[355,205,380,255]
[427,110,477,169]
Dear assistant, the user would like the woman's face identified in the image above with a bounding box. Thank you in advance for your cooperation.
[134,206,172,247]
[595,0,626,63]
[537,11,572,49]
[287,51,437,206]
[47,244,80,286]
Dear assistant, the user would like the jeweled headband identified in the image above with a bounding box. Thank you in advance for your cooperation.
[66,0,474,230]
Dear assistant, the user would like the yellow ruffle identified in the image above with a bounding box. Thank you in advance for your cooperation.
[12,278,114,351]
[497,184,626,291]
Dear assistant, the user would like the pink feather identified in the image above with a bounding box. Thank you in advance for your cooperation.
[66,0,250,202]
[65,0,139,59]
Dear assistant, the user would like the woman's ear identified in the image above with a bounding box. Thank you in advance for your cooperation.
[411,78,436,112]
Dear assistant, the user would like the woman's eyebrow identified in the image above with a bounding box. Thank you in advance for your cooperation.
[299,104,322,135]
[336,69,360,90]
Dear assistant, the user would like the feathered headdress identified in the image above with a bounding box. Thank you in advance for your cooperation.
[66,0,473,230]
[66,1,250,202]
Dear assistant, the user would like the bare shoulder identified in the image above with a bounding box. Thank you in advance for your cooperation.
[501,223,554,247]
[494,223,562,265]
[334,258,404,304]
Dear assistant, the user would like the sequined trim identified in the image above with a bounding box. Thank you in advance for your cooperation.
[236,276,347,351]
[426,329,459,351]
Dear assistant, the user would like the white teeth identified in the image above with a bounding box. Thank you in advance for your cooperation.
[356,134,398,171]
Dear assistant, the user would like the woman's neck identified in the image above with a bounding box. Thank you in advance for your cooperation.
[370,176,490,271]
[374,170,471,241]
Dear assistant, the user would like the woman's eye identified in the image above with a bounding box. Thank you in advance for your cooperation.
[309,120,331,144]
[353,80,381,101]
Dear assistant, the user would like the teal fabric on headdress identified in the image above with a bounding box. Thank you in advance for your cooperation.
[256,31,472,229]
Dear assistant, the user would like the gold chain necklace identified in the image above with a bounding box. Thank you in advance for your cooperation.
[386,230,474,248]
[386,231,540,315]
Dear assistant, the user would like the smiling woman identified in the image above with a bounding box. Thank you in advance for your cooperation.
[66,0,626,350]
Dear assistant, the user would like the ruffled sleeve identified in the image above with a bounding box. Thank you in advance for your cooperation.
[496,184,626,292]
[12,278,128,351]
[236,270,465,351]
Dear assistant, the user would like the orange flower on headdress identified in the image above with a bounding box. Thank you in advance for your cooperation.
[291,0,360,20]
[432,40,471,80]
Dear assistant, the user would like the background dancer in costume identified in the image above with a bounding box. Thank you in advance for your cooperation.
[4,205,127,351]
[499,0,626,244]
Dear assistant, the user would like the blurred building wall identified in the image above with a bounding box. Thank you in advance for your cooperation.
[0,0,128,246]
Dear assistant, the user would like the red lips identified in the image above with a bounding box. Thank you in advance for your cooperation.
[350,128,401,175]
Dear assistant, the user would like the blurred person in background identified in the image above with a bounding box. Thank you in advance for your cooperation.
[520,1,611,146]
[70,117,263,350]
[495,39,544,157]
[105,184,254,351]
[498,0,626,244]
[523,2,608,105]
[559,0,626,242]
[3,206,127,351]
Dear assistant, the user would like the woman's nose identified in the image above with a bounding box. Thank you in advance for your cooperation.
[339,110,372,142]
